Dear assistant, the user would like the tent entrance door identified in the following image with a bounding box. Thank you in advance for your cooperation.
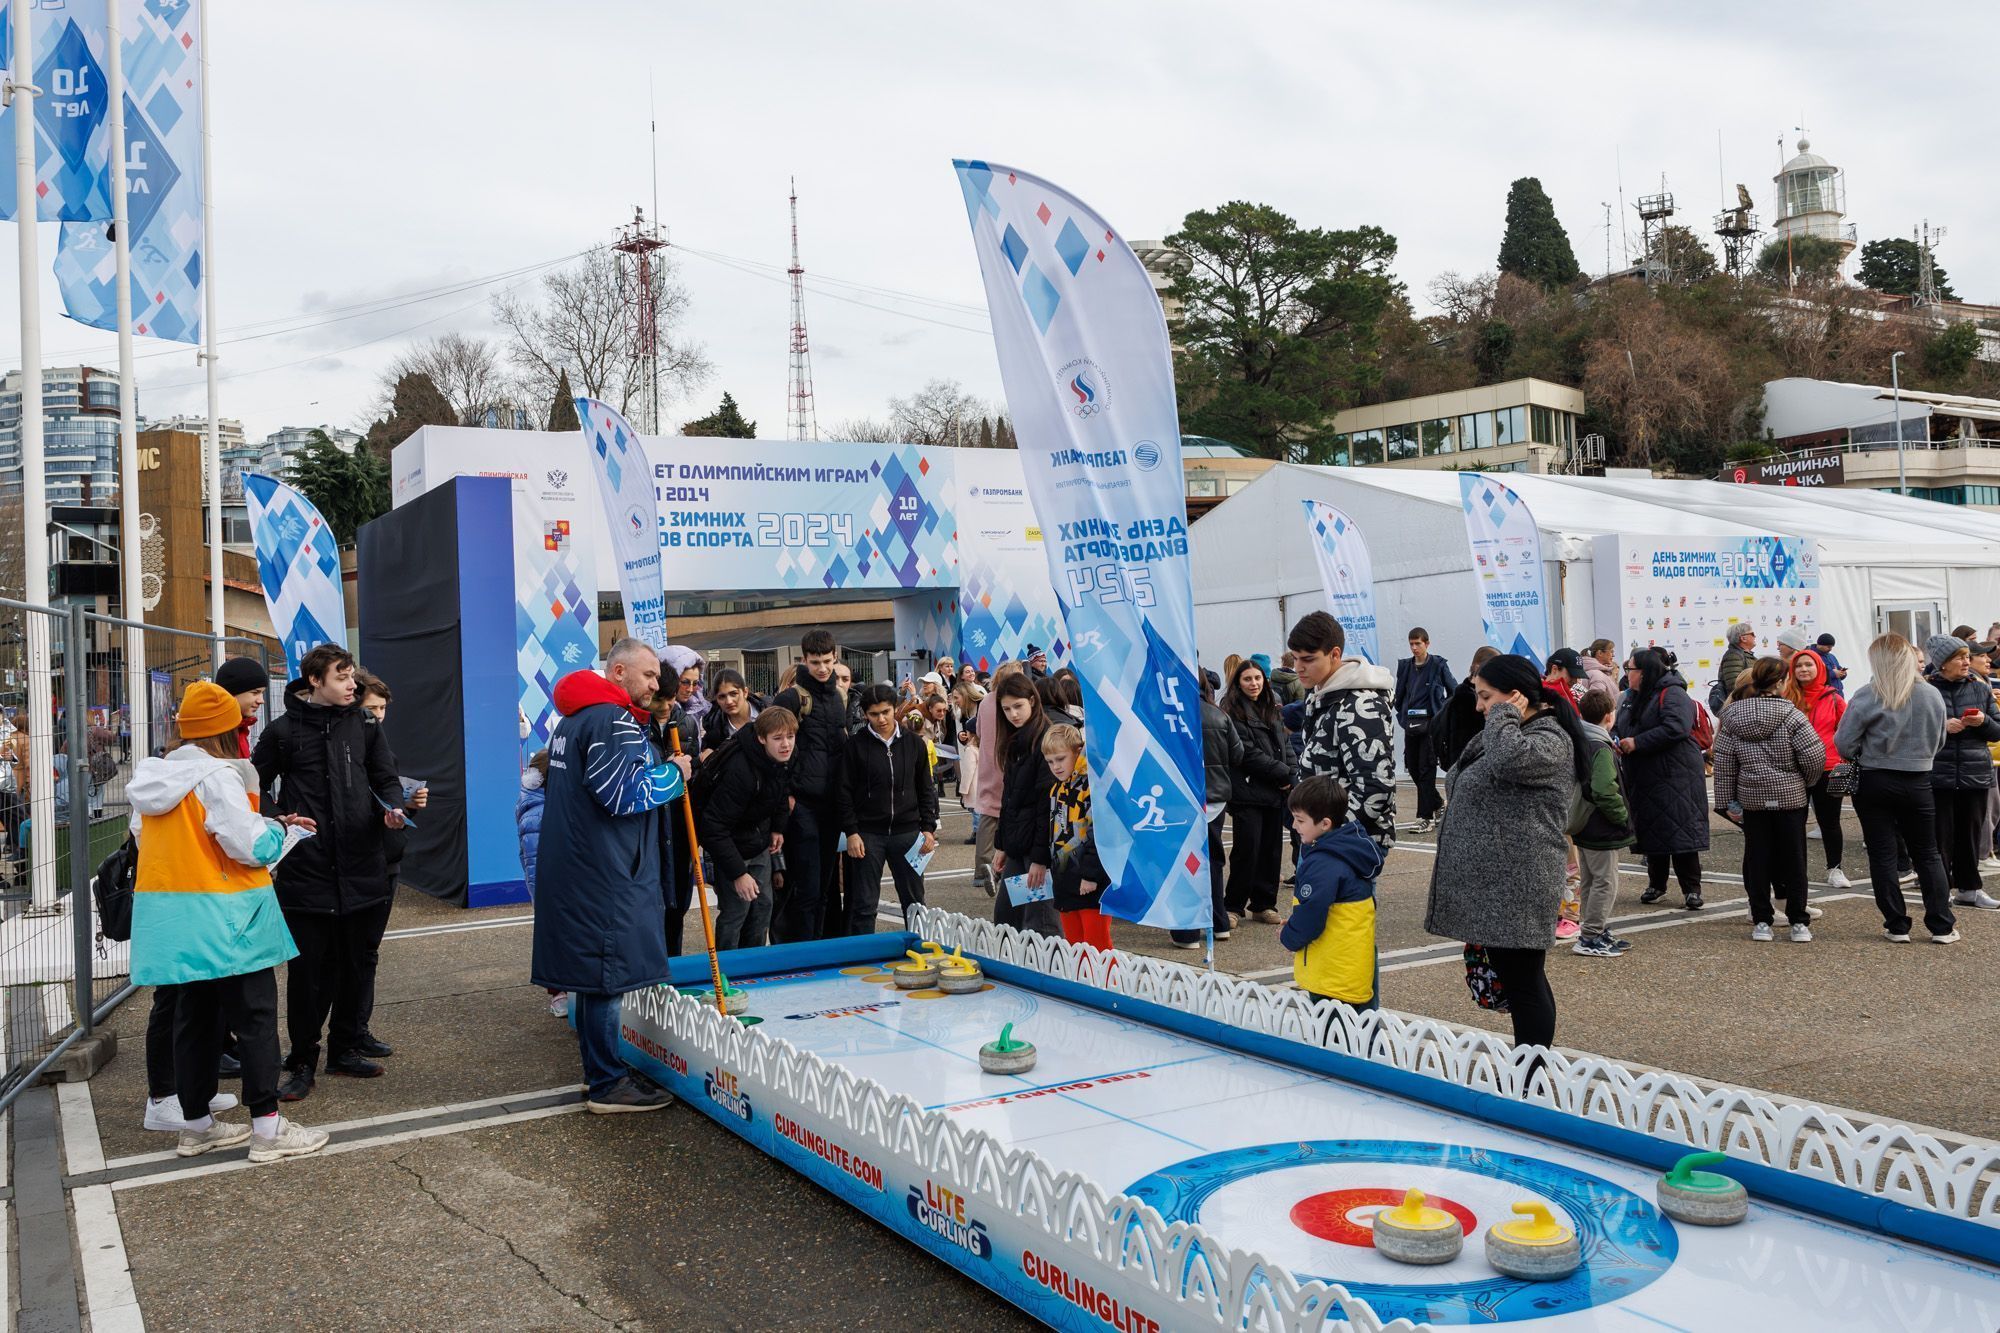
[1875,601,1944,645]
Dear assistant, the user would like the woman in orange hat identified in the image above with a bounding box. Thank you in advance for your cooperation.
[128,680,330,1163]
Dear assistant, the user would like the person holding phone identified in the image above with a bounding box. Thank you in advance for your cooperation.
[1924,636,2000,911]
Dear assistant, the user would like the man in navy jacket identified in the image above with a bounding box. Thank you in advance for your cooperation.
[531,640,692,1114]
[834,684,939,935]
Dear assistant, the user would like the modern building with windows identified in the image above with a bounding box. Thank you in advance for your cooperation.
[1759,377,2000,510]
[0,365,129,505]
[145,414,246,454]
[1327,378,1587,474]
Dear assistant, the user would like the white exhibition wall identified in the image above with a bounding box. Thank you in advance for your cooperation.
[1191,464,2000,692]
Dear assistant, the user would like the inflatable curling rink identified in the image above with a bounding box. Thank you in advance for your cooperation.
[622,907,2000,1331]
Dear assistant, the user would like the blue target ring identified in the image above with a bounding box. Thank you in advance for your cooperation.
[1124,1139,1676,1325]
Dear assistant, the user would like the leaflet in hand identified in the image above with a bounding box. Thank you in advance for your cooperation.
[905,841,936,877]
[1004,873,1052,906]
[273,824,315,866]
[373,791,415,828]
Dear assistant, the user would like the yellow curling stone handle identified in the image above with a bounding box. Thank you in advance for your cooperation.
[1494,1201,1572,1246]
[1380,1189,1455,1232]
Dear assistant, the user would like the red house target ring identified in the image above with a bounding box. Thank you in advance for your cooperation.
[1289,1187,1478,1249]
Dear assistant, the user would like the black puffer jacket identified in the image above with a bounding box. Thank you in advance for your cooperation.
[252,680,405,915]
[772,670,847,805]
[1928,673,2000,791]
[1613,672,1711,857]
[693,733,790,883]
[996,723,1055,868]
[1227,708,1292,808]
[1200,699,1242,809]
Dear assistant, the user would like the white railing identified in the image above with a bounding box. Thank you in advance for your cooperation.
[904,906,2000,1228]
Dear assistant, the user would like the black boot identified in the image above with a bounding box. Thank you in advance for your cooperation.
[353,1032,394,1059]
[277,1064,315,1103]
[324,1051,385,1078]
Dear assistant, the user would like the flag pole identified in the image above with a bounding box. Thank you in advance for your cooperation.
[9,2,56,910]
[196,0,222,657]
[106,0,148,757]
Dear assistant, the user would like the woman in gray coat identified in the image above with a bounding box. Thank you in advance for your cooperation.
[1425,654,1589,1050]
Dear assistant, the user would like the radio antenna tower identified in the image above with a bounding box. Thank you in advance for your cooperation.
[613,207,668,434]
[787,177,819,441]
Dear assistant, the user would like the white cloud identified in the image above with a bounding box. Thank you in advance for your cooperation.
[0,0,1987,442]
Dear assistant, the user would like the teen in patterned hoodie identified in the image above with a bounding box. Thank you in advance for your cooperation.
[1288,612,1397,851]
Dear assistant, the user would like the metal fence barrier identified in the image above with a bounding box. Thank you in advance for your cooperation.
[0,597,272,1113]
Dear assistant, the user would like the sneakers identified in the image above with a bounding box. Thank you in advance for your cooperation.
[144,1093,238,1133]
[175,1119,252,1158]
[1951,889,2000,910]
[247,1117,331,1162]
[1683,893,1705,911]
[1213,929,1233,941]
[1824,867,1852,891]
[1409,817,1436,835]
[1932,930,1963,945]
[1249,909,1282,925]
[586,1076,676,1115]
[1883,928,1912,943]
[1789,923,1813,943]
[1806,825,1823,840]
[353,1032,394,1059]
[1899,869,1918,886]
[1750,922,1774,942]
[1639,887,1668,905]
[1553,918,1580,941]
[1170,939,1204,950]
[1981,856,2000,872]
[276,1066,315,1103]
[1571,932,1630,958]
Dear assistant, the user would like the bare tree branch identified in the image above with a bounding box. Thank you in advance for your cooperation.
[374,332,507,426]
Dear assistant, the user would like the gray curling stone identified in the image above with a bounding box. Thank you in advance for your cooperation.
[696,988,750,1015]
[1485,1202,1581,1281]
[891,963,939,990]
[938,966,985,994]
[979,1024,1036,1074]
[1370,1190,1464,1265]
[1656,1152,1749,1226]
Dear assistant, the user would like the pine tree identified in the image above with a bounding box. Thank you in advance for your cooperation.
[284,431,389,543]
[681,391,757,438]
[545,369,580,431]
[977,417,994,449]
[362,372,456,460]
[1496,178,1581,289]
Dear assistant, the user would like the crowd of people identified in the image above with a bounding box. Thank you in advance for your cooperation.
[122,607,2000,1134]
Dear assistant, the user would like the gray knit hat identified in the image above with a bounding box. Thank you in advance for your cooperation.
[1776,626,1813,655]
[1926,633,1970,671]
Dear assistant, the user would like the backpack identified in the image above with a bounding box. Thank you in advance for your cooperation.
[1706,678,1727,715]
[92,834,136,943]
[1690,698,1715,753]
[686,728,748,812]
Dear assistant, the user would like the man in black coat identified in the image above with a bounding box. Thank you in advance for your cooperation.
[770,629,848,943]
[693,707,795,950]
[833,685,939,936]
[252,645,409,1101]
[1392,628,1457,833]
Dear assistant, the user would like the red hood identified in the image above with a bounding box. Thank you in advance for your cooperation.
[1793,649,1829,708]
[553,670,651,724]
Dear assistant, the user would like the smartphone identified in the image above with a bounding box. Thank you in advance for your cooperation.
[1963,708,1984,722]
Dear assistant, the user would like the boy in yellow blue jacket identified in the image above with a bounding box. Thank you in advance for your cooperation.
[129,681,330,1163]
[1280,775,1383,1010]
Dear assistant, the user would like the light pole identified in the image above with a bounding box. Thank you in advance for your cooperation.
[1891,350,1906,496]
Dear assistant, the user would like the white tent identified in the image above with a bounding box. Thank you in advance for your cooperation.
[1190,464,2000,690]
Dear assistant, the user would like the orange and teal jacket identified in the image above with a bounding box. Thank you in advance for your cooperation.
[127,747,297,986]
[1279,820,1383,1004]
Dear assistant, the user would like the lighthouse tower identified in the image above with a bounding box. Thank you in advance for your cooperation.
[1771,135,1856,267]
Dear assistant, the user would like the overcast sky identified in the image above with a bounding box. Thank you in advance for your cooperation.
[1,0,1992,444]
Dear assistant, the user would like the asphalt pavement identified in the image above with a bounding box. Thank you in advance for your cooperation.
[25,780,2000,1330]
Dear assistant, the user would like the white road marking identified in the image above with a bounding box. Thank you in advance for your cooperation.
[71,1184,143,1332]
[102,1084,584,1172]
[111,1102,586,1192]
[55,1080,104,1176]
